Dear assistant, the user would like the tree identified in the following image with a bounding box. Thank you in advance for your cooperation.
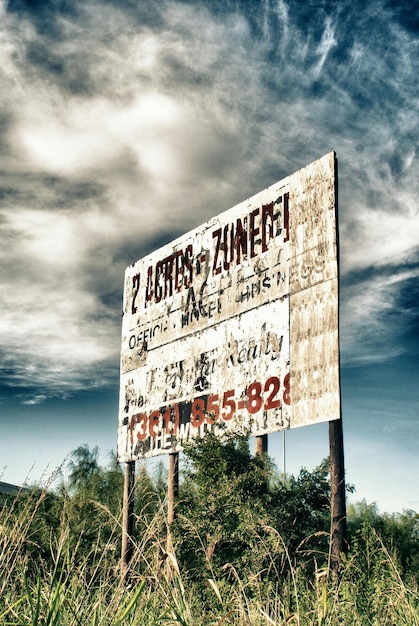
[56,446,123,563]
[175,432,272,578]
[347,501,419,582]
[173,431,331,589]
[67,444,101,493]
[268,458,331,568]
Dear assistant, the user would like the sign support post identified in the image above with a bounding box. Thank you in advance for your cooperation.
[255,434,268,456]
[167,452,179,563]
[121,460,135,585]
[167,452,179,526]
[329,417,347,573]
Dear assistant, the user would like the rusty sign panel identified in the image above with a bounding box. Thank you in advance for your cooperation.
[117,152,339,462]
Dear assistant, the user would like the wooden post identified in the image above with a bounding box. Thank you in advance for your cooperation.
[121,460,135,585]
[329,418,347,573]
[167,452,179,524]
[255,434,268,456]
[282,430,286,475]
[167,452,179,556]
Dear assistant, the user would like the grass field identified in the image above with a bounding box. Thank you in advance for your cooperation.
[1,482,418,626]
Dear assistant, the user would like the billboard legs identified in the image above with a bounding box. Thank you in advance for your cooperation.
[329,418,347,573]
[167,452,179,558]
[121,460,136,585]
[255,434,268,455]
[167,452,179,525]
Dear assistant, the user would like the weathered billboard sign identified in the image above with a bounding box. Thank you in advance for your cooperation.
[117,152,339,462]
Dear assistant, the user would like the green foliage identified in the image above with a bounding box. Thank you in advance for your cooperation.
[1,439,418,624]
[268,458,331,565]
[173,432,331,595]
[174,432,272,584]
[337,525,419,625]
[348,499,419,584]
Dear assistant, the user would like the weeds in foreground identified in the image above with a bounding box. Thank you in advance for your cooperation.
[0,484,418,626]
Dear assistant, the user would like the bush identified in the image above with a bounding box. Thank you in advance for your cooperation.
[173,432,331,592]
[1,441,417,624]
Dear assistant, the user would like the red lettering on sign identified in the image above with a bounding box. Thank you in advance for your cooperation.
[247,380,263,414]
[206,394,220,424]
[161,406,171,433]
[249,208,260,258]
[144,245,194,308]
[222,389,236,420]
[212,228,222,275]
[127,374,289,446]
[262,203,275,252]
[283,372,290,405]
[145,266,154,306]
[235,217,248,265]
[211,201,281,275]
[138,199,284,308]
[130,413,147,443]
[264,376,281,409]
[131,273,141,314]
[191,397,206,427]
[149,410,160,437]
[283,193,289,243]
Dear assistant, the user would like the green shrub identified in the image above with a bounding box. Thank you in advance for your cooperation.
[0,441,417,625]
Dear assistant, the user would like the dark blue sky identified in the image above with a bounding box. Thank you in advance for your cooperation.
[0,0,418,512]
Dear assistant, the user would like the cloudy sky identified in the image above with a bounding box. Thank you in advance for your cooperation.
[0,0,418,513]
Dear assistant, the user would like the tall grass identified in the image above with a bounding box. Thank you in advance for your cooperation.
[1,487,418,625]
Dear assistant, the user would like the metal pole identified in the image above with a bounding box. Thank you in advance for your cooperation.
[329,418,347,574]
[121,460,135,585]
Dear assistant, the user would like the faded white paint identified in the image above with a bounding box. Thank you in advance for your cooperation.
[117,152,339,462]
[289,153,339,427]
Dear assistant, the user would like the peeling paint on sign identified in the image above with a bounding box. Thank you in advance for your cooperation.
[117,152,339,462]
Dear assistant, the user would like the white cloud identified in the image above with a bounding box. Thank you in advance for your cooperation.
[0,279,118,395]
[340,207,419,273]
[340,267,419,365]
[17,93,184,178]
[5,209,84,267]
[1,0,418,400]
[22,395,48,406]
[312,16,337,78]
